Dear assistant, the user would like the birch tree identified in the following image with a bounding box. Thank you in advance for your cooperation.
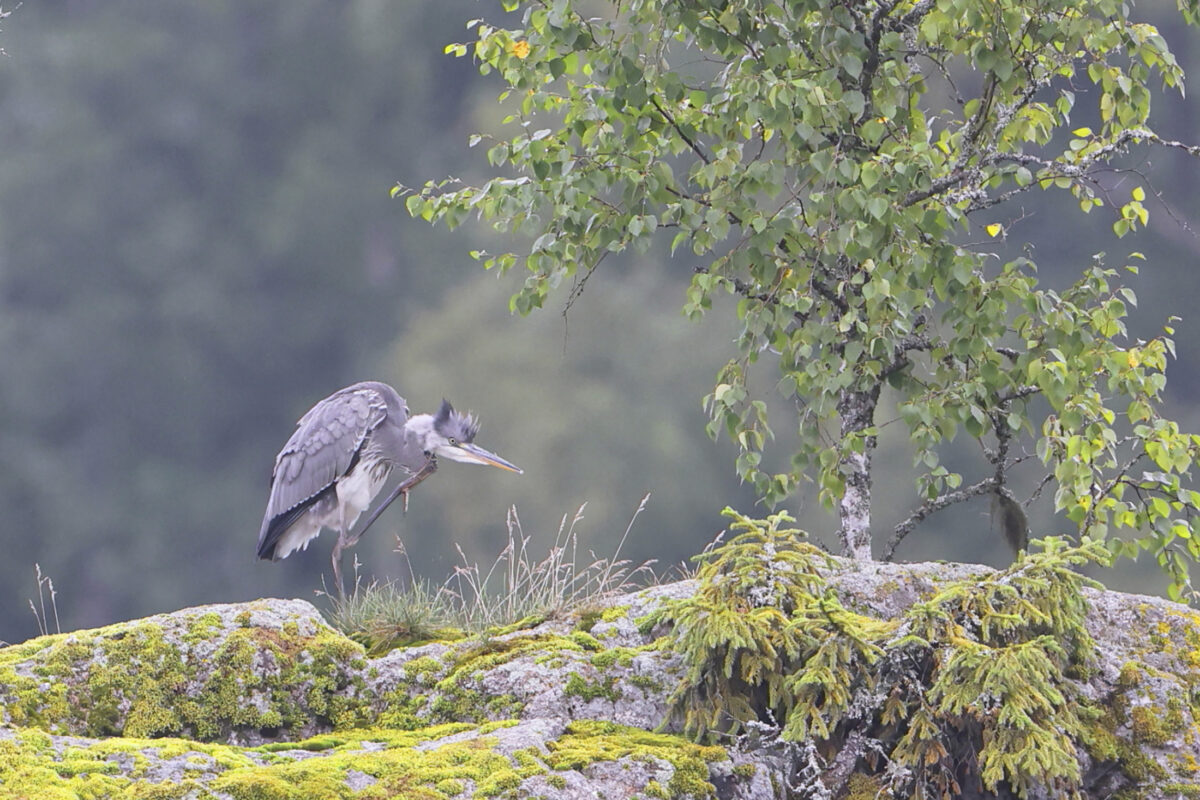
[404,0,1200,596]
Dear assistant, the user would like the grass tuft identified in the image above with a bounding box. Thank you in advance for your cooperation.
[446,494,656,630]
[324,578,462,654]
[325,496,657,651]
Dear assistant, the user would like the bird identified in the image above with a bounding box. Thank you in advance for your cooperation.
[257,381,522,597]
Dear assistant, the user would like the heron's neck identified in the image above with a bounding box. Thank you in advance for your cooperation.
[404,414,435,440]
[396,414,436,471]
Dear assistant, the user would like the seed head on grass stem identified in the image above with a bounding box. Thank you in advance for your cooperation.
[446,494,656,631]
[323,495,658,646]
[28,563,60,638]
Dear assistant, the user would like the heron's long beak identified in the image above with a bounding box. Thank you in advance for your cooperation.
[453,442,523,474]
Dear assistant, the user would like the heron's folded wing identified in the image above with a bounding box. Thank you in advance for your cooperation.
[257,385,389,552]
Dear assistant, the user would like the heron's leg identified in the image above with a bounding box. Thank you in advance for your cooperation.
[331,536,345,601]
[332,504,353,600]
[353,456,439,541]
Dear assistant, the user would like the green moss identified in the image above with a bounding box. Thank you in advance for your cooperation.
[446,635,581,681]
[590,646,637,670]
[731,763,757,778]
[487,615,547,637]
[404,655,447,682]
[376,653,448,727]
[0,728,261,800]
[600,605,632,624]
[1082,709,1121,765]
[544,720,725,798]
[183,612,224,644]
[629,674,664,693]
[643,779,670,798]
[476,766,523,795]
[568,631,602,651]
[435,777,466,795]
[178,725,539,799]
[55,752,121,775]
[564,672,622,703]
[1,605,375,741]
[425,686,522,726]
[212,771,300,800]
[1116,735,1171,784]
[575,609,603,632]
[127,781,208,799]
[394,631,607,727]
[377,690,429,731]
[1130,703,1183,747]
[1118,660,1144,689]
[1106,641,1200,791]
[8,595,739,796]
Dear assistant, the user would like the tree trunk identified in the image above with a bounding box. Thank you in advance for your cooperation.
[837,387,879,560]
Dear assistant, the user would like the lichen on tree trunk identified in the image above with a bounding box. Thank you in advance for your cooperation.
[837,386,879,560]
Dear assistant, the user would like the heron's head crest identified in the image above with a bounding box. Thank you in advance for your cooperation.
[434,399,480,443]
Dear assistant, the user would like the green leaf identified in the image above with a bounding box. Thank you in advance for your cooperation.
[404,194,424,218]
[841,52,863,79]
[867,196,889,220]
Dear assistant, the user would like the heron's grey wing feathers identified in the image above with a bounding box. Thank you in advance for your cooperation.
[257,386,390,554]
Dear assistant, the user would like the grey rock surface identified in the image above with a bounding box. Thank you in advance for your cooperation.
[1,560,1198,798]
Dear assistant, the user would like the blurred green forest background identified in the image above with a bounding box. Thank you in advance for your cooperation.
[1,1,1198,645]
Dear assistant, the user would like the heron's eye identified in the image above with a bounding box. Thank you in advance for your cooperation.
[448,437,458,446]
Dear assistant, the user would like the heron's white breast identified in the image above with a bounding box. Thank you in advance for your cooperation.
[335,458,391,520]
[272,458,391,560]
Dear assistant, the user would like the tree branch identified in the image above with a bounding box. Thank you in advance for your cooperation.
[650,95,711,166]
[882,477,999,561]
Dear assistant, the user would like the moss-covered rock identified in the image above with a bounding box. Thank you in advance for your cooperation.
[3,545,1200,799]
[0,589,757,798]
[0,719,737,799]
[0,598,370,745]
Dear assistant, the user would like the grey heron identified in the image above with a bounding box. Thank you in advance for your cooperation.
[257,381,522,597]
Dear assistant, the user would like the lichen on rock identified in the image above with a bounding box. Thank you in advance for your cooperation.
[4,520,1200,799]
[0,598,373,745]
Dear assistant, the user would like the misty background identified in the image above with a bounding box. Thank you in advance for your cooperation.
[1,1,1199,645]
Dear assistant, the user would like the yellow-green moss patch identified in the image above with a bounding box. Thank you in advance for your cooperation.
[1,607,376,741]
[563,672,621,703]
[543,720,727,798]
[0,727,259,799]
[218,726,538,800]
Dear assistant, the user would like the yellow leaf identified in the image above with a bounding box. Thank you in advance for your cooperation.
[1072,127,1093,137]
[1132,186,1146,202]
[1127,350,1140,368]
[511,40,531,59]
[986,223,1003,237]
